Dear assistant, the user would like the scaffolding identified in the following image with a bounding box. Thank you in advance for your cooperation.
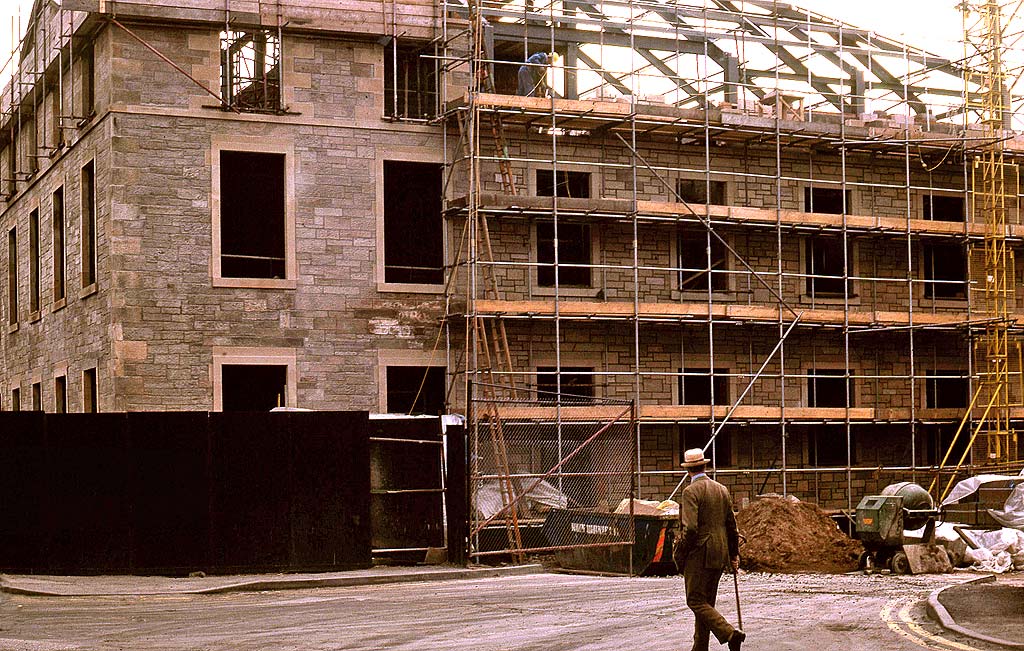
[437,0,1024,543]
[0,1,287,196]
[964,0,1021,467]
[0,1,93,202]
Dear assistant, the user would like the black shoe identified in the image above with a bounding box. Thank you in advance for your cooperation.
[727,630,745,651]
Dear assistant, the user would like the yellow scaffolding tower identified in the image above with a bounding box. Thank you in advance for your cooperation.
[960,0,1021,481]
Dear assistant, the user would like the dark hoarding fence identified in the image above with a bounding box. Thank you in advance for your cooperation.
[0,412,48,573]
[128,412,211,574]
[47,413,131,574]
[0,411,372,575]
[287,410,371,570]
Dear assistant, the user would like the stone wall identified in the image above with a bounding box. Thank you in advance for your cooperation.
[639,422,938,509]
[481,320,968,411]
[0,23,115,412]
[1,22,448,412]
[468,131,1013,316]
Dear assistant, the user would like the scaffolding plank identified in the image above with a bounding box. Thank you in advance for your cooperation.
[449,93,1024,156]
[472,299,985,328]
[487,405,1024,423]
[654,406,881,421]
[459,194,1009,240]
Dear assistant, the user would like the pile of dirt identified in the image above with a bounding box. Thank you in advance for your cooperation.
[736,497,863,573]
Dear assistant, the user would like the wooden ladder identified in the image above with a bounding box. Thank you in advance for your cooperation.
[457,17,525,557]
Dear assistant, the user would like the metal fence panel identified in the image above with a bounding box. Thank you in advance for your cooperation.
[369,417,446,556]
[469,388,637,565]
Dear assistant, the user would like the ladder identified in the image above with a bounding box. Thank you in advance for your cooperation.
[461,1,524,561]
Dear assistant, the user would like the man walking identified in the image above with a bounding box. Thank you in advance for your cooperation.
[674,448,745,651]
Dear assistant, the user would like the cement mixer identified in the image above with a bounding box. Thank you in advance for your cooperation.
[854,482,952,575]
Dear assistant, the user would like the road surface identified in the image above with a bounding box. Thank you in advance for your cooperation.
[0,571,1005,650]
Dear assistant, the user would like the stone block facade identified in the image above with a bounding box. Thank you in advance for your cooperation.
[1,10,447,414]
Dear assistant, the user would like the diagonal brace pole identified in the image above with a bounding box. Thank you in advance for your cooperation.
[108,17,239,113]
[471,403,634,537]
[667,313,804,501]
[613,132,799,318]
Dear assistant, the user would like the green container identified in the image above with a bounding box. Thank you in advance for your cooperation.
[855,494,903,547]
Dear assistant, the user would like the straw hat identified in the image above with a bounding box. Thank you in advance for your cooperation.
[680,448,709,468]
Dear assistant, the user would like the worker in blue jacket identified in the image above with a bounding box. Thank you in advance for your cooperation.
[517,51,559,96]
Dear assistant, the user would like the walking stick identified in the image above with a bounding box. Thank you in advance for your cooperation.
[732,566,742,630]
[733,532,746,630]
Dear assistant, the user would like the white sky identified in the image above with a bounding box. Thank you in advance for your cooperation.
[798,0,963,58]
[0,0,35,83]
[0,0,970,83]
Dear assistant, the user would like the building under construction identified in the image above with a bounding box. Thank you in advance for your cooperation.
[1,0,1024,557]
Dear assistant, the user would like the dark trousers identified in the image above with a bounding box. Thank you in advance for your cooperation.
[683,559,736,651]
[517,66,544,96]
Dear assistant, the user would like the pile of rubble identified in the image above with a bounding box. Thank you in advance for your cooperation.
[736,497,863,573]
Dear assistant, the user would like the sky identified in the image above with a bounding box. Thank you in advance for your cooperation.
[0,0,35,83]
[799,0,964,57]
[0,0,971,84]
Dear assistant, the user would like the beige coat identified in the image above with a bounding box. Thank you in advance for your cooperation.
[674,475,739,570]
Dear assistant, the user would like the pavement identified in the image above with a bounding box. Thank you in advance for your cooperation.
[1,565,1021,649]
[927,571,1024,649]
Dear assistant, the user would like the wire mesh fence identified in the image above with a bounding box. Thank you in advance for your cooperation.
[469,385,637,563]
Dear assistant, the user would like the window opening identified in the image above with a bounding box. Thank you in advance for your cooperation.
[7,227,17,324]
[29,208,39,314]
[7,126,17,196]
[536,169,590,198]
[83,367,97,413]
[386,366,446,415]
[51,90,64,150]
[808,425,853,466]
[676,178,726,205]
[26,117,37,176]
[81,160,96,287]
[31,382,41,411]
[678,425,733,467]
[383,161,444,284]
[54,376,67,413]
[537,221,591,287]
[221,364,288,411]
[220,30,281,112]
[679,367,730,405]
[219,150,286,279]
[80,43,94,118]
[804,186,850,214]
[922,424,969,466]
[679,230,728,291]
[384,45,438,120]
[805,236,852,297]
[923,243,967,299]
[52,186,65,302]
[925,369,969,408]
[11,388,20,411]
[923,194,965,222]
[808,369,849,408]
[536,366,595,403]
[491,48,526,96]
